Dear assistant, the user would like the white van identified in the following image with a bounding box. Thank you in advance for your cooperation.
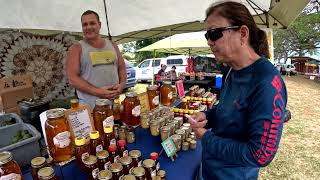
[135,55,188,81]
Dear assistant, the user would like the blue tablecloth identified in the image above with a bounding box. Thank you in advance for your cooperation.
[23,128,202,180]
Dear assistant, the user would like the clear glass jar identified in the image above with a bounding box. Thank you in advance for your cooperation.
[93,99,114,136]
[120,174,137,180]
[96,150,110,171]
[160,126,170,141]
[175,129,186,142]
[119,126,127,140]
[122,92,141,127]
[98,170,113,180]
[132,167,146,180]
[119,156,133,175]
[147,85,159,110]
[45,108,73,162]
[157,170,166,180]
[126,126,135,144]
[129,150,142,167]
[109,163,124,180]
[0,151,22,180]
[149,120,160,136]
[31,157,47,180]
[182,142,190,151]
[140,112,150,129]
[160,81,173,106]
[174,117,183,128]
[171,134,182,151]
[37,167,59,180]
[190,140,197,150]
[83,155,99,180]
[142,159,156,180]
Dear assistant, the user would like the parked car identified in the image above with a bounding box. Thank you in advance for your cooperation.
[276,64,297,75]
[125,60,137,89]
[135,55,188,82]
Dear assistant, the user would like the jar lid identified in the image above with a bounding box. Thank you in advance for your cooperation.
[96,150,109,159]
[186,138,193,142]
[74,137,86,146]
[142,159,155,168]
[117,140,126,147]
[149,120,159,125]
[190,140,197,145]
[147,85,158,91]
[132,167,145,177]
[46,108,65,119]
[160,126,170,132]
[119,156,132,165]
[175,129,185,135]
[150,152,159,160]
[83,155,97,165]
[90,131,100,139]
[108,145,117,152]
[98,170,113,180]
[0,151,12,165]
[109,162,123,173]
[190,132,195,136]
[38,167,55,180]
[157,170,166,177]
[31,157,46,168]
[104,126,113,133]
[174,117,183,121]
[182,142,189,146]
[183,123,191,127]
[96,99,112,106]
[129,150,141,158]
[163,81,171,85]
[70,99,79,104]
[125,92,137,97]
[171,134,181,141]
[121,174,136,180]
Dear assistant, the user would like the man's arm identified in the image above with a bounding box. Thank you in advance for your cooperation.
[112,42,127,92]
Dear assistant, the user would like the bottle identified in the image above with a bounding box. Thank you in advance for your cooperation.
[117,140,128,157]
[97,170,113,180]
[147,85,159,110]
[150,152,160,171]
[103,126,116,149]
[109,163,124,180]
[129,150,142,167]
[31,157,47,180]
[89,131,103,155]
[122,92,141,127]
[38,167,59,180]
[96,150,110,171]
[108,145,120,163]
[83,156,99,180]
[0,151,22,180]
[93,99,114,136]
[113,98,121,122]
[160,81,173,106]
[45,108,73,162]
[142,159,156,180]
[74,137,90,171]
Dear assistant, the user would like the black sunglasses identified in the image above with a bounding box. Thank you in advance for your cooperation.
[205,26,240,41]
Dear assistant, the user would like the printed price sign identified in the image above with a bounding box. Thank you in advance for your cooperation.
[161,137,177,158]
[137,92,150,113]
[175,80,185,98]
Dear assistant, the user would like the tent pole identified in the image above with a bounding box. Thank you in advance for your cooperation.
[152,50,156,85]
[103,0,112,40]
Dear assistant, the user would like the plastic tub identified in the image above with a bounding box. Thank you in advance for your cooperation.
[0,113,23,130]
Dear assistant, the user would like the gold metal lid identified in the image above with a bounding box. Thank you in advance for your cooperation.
[182,142,190,146]
[31,157,46,168]
[175,129,185,135]
[147,85,158,91]
[97,170,113,180]
[132,167,145,177]
[152,176,161,180]
[186,138,193,142]
[121,175,137,180]
[83,155,97,165]
[129,150,141,158]
[160,126,170,132]
[46,108,65,119]
[38,167,55,180]
[95,99,112,106]
[157,170,166,177]
[70,99,79,104]
[142,159,155,168]
[0,151,12,165]
[190,140,197,145]
[163,81,171,85]
[119,156,132,165]
[96,150,109,159]
[109,162,123,173]
[171,134,181,141]
[125,92,137,97]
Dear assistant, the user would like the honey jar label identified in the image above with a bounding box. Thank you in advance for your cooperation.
[96,145,103,152]
[151,170,157,177]
[92,168,99,179]
[138,160,142,167]
[103,115,114,128]
[152,96,160,105]
[156,162,160,171]
[123,150,128,157]
[132,105,141,117]
[104,162,111,170]
[168,92,173,99]
[53,131,71,148]
[81,152,89,161]
[114,155,120,163]
[0,173,21,180]
[110,138,116,146]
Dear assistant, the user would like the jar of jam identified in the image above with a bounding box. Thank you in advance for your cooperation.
[174,117,183,128]
[31,157,47,180]
[132,167,146,180]
[75,137,90,171]
[150,152,160,172]
[175,129,186,142]
[96,150,110,171]
[98,170,113,180]
[83,155,99,180]
[120,174,136,180]
[190,140,197,150]
[171,134,182,152]
[0,151,22,180]
[160,81,173,106]
[128,150,142,167]
[109,163,124,180]
[157,170,166,180]
[160,126,170,141]
[37,167,59,180]
[182,142,190,151]
[147,85,159,110]
[93,99,114,136]
[113,98,121,122]
[45,108,73,162]
[126,126,135,144]
[119,156,133,175]
[149,120,160,136]
[140,112,150,129]
[90,131,104,155]
[108,145,120,163]
[103,126,116,148]
[142,159,156,180]
[122,92,141,127]
[117,140,128,157]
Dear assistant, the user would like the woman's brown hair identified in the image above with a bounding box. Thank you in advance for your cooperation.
[205,1,270,58]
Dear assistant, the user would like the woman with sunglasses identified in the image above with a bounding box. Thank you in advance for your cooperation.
[189,1,287,180]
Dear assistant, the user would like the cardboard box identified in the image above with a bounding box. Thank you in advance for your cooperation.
[0,75,34,109]
[3,106,21,115]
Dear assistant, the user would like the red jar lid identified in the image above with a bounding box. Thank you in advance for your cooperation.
[108,145,117,152]
[117,140,126,147]
[150,152,159,160]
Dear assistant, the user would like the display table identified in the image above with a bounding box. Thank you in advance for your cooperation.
[23,128,202,180]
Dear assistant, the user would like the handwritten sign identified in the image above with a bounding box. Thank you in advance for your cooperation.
[175,80,185,98]
[138,92,150,113]
[161,137,177,158]
[65,105,94,142]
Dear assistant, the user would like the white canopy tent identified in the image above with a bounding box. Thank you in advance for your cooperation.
[0,0,310,43]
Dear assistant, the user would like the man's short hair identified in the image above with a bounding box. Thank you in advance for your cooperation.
[81,10,100,22]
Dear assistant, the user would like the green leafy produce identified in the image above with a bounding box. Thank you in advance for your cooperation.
[10,130,33,145]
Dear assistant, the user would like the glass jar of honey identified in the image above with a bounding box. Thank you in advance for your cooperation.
[103,126,115,148]
[96,150,110,171]
[140,112,150,129]
[119,156,133,175]
[45,108,73,162]
[113,98,121,122]
[108,145,120,163]
[160,81,173,106]
[122,92,141,127]
[147,85,159,110]
[142,159,156,180]
[98,170,113,180]
[128,150,142,167]
[37,167,59,180]
[0,151,22,180]
[120,174,136,180]
[93,99,114,136]
[83,155,99,180]
[109,163,124,180]
[74,137,90,171]
[132,167,146,180]
[31,157,47,180]
[149,120,160,136]
[150,152,160,172]
[171,134,182,151]
[157,170,166,180]
[90,131,103,155]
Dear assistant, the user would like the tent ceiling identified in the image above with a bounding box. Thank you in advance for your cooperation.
[0,0,310,44]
